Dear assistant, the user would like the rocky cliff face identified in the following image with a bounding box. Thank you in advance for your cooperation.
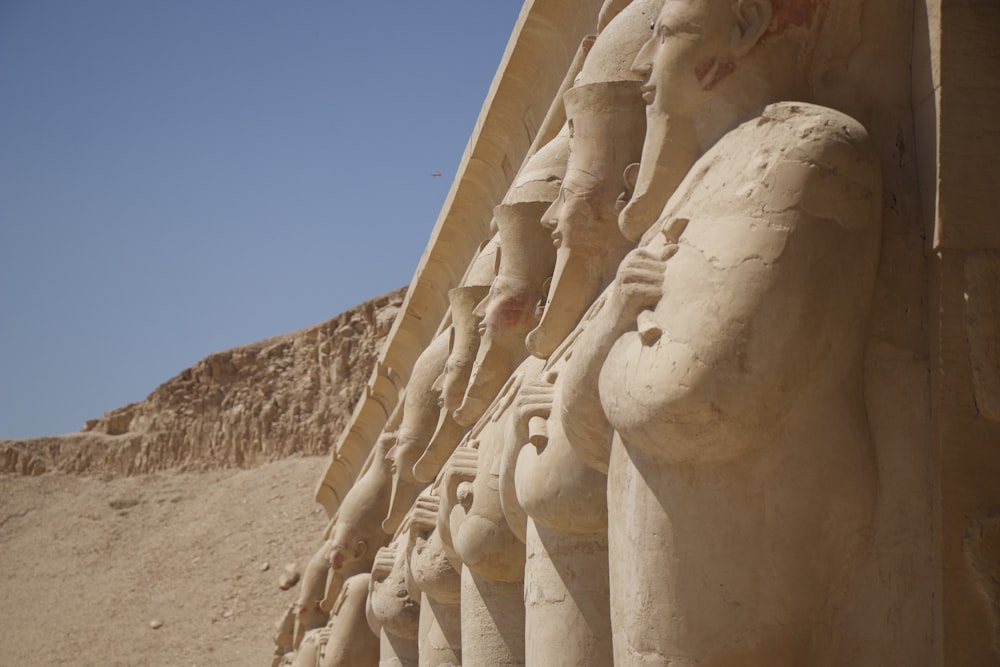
[0,288,405,477]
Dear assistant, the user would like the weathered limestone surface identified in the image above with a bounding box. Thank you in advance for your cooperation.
[0,288,403,477]
[271,0,998,665]
[4,0,992,664]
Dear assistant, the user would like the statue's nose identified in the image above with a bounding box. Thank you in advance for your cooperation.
[631,38,654,78]
[472,295,489,320]
[540,199,559,233]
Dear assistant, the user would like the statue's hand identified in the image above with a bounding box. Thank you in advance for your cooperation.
[514,379,556,447]
[516,379,555,423]
[440,447,479,522]
[609,243,678,323]
[408,494,440,538]
[442,447,479,487]
[371,545,397,580]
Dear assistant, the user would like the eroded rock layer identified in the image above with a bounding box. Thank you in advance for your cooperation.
[0,288,404,477]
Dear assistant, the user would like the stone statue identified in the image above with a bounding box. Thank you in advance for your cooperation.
[406,492,462,666]
[371,245,507,666]
[368,311,482,667]
[291,435,395,667]
[264,0,994,664]
[394,280,496,666]
[382,330,451,533]
[559,1,883,663]
[367,541,421,666]
[436,133,567,666]
[270,603,298,667]
[450,133,566,428]
[499,3,662,665]
[414,284,491,483]
[290,527,337,650]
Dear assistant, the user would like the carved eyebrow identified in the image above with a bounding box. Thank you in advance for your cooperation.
[556,183,586,202]
[561,168,601,190]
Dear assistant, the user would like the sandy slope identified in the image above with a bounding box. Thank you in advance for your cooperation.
[0,456,330,666]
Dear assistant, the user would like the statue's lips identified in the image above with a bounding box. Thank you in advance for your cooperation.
[640,85,655,103]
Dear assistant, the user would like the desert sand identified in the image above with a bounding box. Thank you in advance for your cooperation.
[0,455,328,666]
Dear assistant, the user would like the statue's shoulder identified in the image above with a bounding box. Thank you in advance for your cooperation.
[656,102,881,239]
[741,102,882,231]
[757,102,878,176]
[329,572,371,616]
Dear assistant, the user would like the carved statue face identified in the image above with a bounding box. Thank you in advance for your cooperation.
[434,286,489,414]
[455,272,542,426]
[620,0,775,241]
[527,83,644,358]
[383,331,451,531]
[633,0,734,119]
[415,329,479,484]
[328,534,367,572]
[324,436,392,576]
[479,274,539,340]
[453,134,564,424]
[545,170,605,251]
[436,346,466,413]
[635,0,793,119]
[386,431,422,485]
[527,170,615,358]
[454,201,555,427]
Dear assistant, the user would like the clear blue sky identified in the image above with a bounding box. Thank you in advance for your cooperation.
[0,1,524,439]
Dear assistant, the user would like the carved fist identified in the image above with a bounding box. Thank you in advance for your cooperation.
[610,243,678,322]
[514,379,556,447]
[371,546,397,580]
[516,379,555,424]
[442,446,479,485]
[440,447,479,522]
[408,494,441,538]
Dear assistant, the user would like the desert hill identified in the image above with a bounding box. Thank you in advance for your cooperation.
[0,289,404,666]
[0,288,404,477]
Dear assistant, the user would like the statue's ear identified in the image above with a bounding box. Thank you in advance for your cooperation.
[622,162,640,197]
[730,0,772,56]
[615,163,642,215]
[354,540,367,560]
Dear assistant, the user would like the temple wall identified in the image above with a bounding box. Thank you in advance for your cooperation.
[920,1,1000,663]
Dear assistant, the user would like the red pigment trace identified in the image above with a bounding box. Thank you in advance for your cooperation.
[486,296,532,332]
[763,0,830,42]
[695,57,736,91]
